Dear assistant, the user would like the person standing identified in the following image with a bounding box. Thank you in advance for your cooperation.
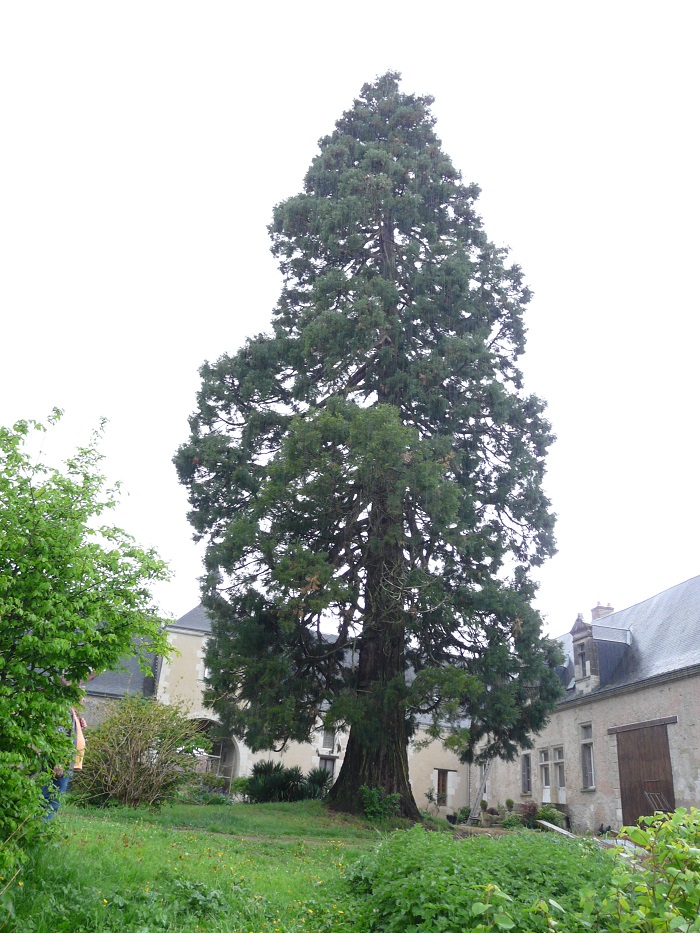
[42,704,86,820]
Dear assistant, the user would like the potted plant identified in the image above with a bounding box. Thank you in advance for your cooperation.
[456,806,471,824]
[479,799,490,826]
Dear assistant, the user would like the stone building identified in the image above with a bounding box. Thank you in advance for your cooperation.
[483,576,700,832]
[85,578,700,830]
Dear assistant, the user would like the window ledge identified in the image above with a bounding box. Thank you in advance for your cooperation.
[581,786,596,793]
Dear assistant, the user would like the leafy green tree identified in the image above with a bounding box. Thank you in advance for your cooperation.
[175,73,562,819]
[0,412,171,873]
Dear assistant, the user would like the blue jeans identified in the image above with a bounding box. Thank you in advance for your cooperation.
[41,771,72,821]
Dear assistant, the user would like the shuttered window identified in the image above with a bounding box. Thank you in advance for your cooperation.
[319,756,335,776]
[581,724,595,789]
[436,769,448,806]
[521,753,532,794]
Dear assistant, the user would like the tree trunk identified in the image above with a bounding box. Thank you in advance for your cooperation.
[327,488,421,822]
[326,617,421,819]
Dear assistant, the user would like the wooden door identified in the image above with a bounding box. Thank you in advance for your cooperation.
[616,724,675,826]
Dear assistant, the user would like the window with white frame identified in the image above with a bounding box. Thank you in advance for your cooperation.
[521,753,532,794]
[580,724,595,789]
[321,727,335,751]
[198,643,211,684]
[553,746,565,788]
[539,749,551,789]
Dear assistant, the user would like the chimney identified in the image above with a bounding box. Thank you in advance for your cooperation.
[591,602,614,621]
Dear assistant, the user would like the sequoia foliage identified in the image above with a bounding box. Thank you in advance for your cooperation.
[175,73,561,818]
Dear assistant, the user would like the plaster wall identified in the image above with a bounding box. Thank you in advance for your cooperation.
[235,725,350,781]
[408,735,471,815]
[156,629,211,719]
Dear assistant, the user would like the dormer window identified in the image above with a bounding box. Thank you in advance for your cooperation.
[576,642,587,676]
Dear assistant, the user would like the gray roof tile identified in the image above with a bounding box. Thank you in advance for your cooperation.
[556,574,700,696]
[171,604,212,633]
[88,655,157,698]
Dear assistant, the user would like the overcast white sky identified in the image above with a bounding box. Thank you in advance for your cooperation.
[2,2,698,636]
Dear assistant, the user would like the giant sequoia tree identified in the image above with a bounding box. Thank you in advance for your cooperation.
[176,73,561,819]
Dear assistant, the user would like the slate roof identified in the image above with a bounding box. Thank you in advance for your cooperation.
[171,604,213,633]
[555,574,700,698]
[88,655,157,698]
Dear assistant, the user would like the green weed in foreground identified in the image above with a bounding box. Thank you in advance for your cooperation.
[358,786,401,822]
[12,803,697,933]
[6,806,366,932]
[580,807,700,932]
[348,824,614,931]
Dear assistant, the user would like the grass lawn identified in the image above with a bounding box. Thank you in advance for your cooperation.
[86,798,384,842]
[6,801,615,932]
[7,801,378,932]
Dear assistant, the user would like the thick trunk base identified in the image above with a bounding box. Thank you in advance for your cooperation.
[326,721,421,821]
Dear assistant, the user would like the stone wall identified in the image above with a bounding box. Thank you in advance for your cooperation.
[484,671,700,833]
